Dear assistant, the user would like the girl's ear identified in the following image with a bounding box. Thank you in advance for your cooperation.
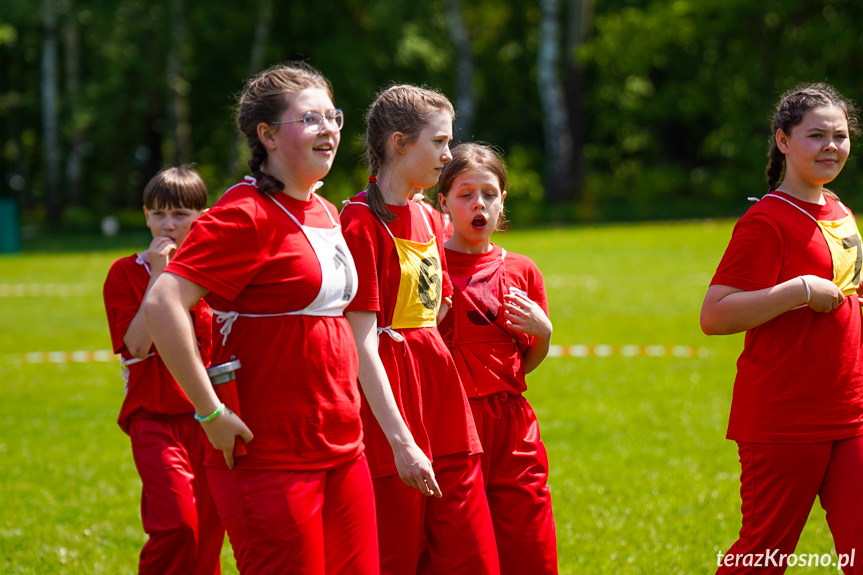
[390,132,407,155]
[775,129,790,154]
[501,190,507,204]
[257,122,278,151]
[438,192,449,213]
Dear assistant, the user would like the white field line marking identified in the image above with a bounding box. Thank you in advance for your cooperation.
[14,350,119,364]
[0,283,92,297]
[7,345,710,364]
[547,344,709,358]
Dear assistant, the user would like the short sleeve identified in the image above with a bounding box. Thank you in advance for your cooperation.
[527,260,549,317]
[429,208,453,299]
[711,214,783,292]
[167,204,263,301]
[103,259,142,356]
[342,207,381,313]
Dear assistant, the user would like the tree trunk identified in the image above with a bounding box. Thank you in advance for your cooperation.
[228,0,273,176]
[63,0,83,206]
[537,0,573,204]
[563,0,594,202]
[446,0,474,143]
[167,0,191,165]
[42,0,62,223]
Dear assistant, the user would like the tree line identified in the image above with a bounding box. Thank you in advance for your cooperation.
[3,0,863,229]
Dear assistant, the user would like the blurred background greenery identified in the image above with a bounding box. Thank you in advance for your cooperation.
[3,0,863,236]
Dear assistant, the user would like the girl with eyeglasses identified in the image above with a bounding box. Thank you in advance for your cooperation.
[340,85,499,574]
[702,84,863,574]
[143,62,378,574]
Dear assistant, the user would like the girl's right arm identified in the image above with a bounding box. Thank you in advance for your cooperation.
[700,275,844,335]
[142,272,253,468]
[123,236,178,358]
[345,310,442,498]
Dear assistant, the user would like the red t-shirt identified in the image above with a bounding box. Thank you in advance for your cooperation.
[103,254,212,434]
[711,191,863,442]
[438,245,548,398]
[341,195,481,478]
[166,180,363,470]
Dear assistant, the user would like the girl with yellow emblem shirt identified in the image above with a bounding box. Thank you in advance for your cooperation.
[702,84,863,574]
[340,85,499,575]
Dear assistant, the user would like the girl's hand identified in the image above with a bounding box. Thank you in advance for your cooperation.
[803,275,845,313]
[504,291,552,340]
[147,236,177,275]
[436,296,452,324]
[200,409,254,469]
[392,440,442,498]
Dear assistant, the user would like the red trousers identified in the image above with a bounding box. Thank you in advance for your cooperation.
[376,452,499,575]
[470,393,558,575]
[129,416,224,575]
[208,453,378,575]
[717,437,863,574]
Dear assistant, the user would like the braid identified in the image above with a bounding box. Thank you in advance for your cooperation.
[366,183,394,223]
[765,144,785,192]
[247,139,283,195]
[365,142,395,222]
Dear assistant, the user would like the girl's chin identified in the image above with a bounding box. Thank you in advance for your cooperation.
[453,229,493,245]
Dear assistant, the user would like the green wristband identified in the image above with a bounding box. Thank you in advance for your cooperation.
[194,402,225,423]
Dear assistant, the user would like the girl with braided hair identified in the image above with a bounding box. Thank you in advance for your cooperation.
[340,85,499,574]
[702,83,863,574]
[144,62,377,573]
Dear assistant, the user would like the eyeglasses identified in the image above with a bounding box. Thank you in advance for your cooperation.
[271,109,344,132]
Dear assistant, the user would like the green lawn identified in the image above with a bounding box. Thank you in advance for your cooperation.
[0,222,842,573]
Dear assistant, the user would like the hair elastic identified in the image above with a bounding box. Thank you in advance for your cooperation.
[368,175,377,183]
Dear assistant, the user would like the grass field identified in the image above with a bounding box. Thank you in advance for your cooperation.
[0,222,843,573]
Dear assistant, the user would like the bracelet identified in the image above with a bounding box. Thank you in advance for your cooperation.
[194,402,225,423]
[799,276,811,303]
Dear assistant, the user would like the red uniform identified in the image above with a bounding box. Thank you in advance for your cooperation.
[104,254,223,575]
[166,179,377,574]
[438,245,558,574]
[710,191,863,574]
[341,196,499,574]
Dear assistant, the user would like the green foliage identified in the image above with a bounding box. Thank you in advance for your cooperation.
[582,0,863,217]
[0,223,844,572]
[6,1,863,225]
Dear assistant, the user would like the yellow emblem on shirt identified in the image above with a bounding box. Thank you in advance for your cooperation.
[391,235,442,329]
[816,214,862,296]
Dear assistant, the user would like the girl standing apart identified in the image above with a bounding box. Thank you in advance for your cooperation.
[340,85,499,574]
[143,63,378,574]
[437,143,558,574]
[701,84,863,575]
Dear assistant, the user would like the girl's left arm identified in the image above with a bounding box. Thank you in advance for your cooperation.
[504,291,553,373]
